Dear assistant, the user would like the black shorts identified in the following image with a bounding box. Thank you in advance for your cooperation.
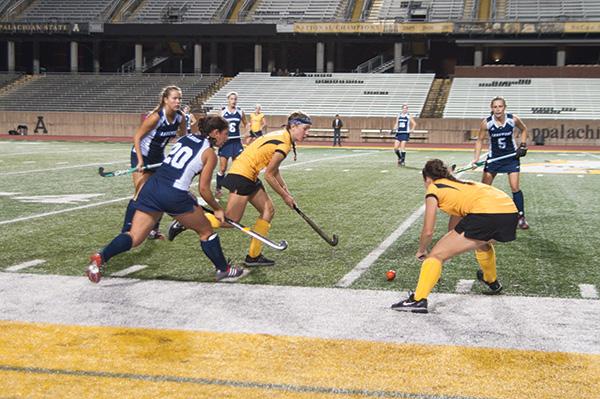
[454,213,518,242]
[222,173,263,196]
[250,130,263,138]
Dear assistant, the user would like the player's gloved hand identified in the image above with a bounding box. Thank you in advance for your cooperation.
[516,143,528,158]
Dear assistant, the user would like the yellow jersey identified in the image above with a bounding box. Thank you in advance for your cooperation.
[250,112,265,132]
[426,178,517,216]
[228,129,292,181]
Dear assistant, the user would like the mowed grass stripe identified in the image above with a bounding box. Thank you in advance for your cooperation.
[0,321,597,399]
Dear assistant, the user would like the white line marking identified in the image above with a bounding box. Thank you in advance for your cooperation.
[56,161,69,165]
[579,284,598,299]
[342,169,349,172]
[577,175,584,178]
[537,174,544,177]
[5,259,46,272]
[336,204,426,288]
[380,170,389,173]
[456,279,474,293]
[0,192,21,196]
[0,196,130,226]
[304,168,313,171]
[0,161,125,176]
[111,265,148,277]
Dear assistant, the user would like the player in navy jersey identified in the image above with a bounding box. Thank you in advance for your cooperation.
[86,116,247,284]
[473,96,530,229]
[392,104,416,166]
[121,86,186,240]
[182,104,197,134]
[215,91,247,198]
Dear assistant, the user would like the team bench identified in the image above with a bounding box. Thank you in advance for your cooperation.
[360,129,428,142]
[307,128,349,139]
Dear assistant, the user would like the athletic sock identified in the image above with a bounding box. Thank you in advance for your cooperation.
[414,257,442,301]
[153,215,162,232]
[120,199,136,233]
[475,244,497,283]
[101,233,133,263]
[249,218,271,258]
[204,212,221,229]
[394,149,401,159]
[216,172,224,190]
[512,190,524,216]
[200,233,228,272]
[401,151,406,162]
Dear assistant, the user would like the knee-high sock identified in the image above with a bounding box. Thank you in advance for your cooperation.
[401,151,406,161]
[414,257,442,301]
[101,233,133,263]
[204,212,221,229]
[512,190,524,216]
[216,172,224,190]
[153,214,162,231]
[121,199,136,233]
[249,218,271,258]
[475,244,497,283]
[394,149,401,159]
[200,233,228,272]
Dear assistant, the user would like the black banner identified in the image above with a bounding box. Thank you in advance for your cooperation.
[0,22,89,35]
[103,23,277,36]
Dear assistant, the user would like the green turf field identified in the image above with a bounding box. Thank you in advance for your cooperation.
[1,140,599,298]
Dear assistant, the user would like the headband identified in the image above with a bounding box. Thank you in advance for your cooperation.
[289,117,312,125]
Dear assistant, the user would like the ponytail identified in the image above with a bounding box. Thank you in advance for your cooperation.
[422,159,473,185]
[197,115,228,146]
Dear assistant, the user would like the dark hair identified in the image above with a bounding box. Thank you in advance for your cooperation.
[197,115,228,145]
[422,159,473,185]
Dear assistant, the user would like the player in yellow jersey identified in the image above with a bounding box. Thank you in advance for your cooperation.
[391,159,518,313]
[247,104,267,144]
[221,111,310,266]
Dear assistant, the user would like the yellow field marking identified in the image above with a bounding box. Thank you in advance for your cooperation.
[0,321,598,399]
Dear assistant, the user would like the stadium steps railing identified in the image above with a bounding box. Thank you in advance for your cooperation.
[366,0,383,21]
[191,76,230,113]
[420,78,451,118]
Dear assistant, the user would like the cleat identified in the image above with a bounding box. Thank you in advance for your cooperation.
[167,220,187,241]
[391,292,428,313]
[518,216,529,230]
[397,159,402,166]
[215,189,223,199]
[215,263,249,282]
[243,254,275,267]
[147,229,165,240]
[86,253,104,283]
[476,269,503,294]
[400,160,405,167]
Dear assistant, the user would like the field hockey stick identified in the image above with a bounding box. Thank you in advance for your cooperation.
[293,205,339,247]
[453,152,516,174]
[201,206,288,251]
[98,163,162,177]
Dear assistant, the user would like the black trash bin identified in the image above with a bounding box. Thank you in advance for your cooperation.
[17,125,28,135]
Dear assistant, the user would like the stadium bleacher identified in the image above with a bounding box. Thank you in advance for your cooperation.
[128,0,229,21]
[444,77,600,119]
[16,0,116,22]
[0,73,221,113]
[369,0,464,22]
[505,0,600,20]
[249,0,349,22]
[203,72,434,117]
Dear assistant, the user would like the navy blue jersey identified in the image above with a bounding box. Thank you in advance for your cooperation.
[396,113,410,134]
[486,113,517,158]
[221,106,243,140]
[154,134,211,191]
[132,108,183,164]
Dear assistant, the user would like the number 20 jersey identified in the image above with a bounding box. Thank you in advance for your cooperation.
[154,134,211,191]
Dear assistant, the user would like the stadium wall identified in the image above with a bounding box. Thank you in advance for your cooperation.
[2,112,600,146]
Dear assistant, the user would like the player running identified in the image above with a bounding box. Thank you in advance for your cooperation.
[121,86,186,240]
[168,111,312,267]
[86,116,247,284]
[393,103,416,167]
[473,96,529,229]
[391,159,518,313]
[215,91,247,198]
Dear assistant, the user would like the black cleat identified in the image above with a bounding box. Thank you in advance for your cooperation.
[243,254,275,267]
[167,220,187,241]
[476,269,503,294]
[391,292,428,314]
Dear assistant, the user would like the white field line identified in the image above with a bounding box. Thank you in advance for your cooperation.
[5,259,46,272]
[111,265,148,277]
[0,197,131,226]
[0,161,126,176]
[336,204,426,288]
[0,149,128,157]
[456,279,474,294]
[587,153,600,159]
[0,153,374,227]
[578,284,598,299]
